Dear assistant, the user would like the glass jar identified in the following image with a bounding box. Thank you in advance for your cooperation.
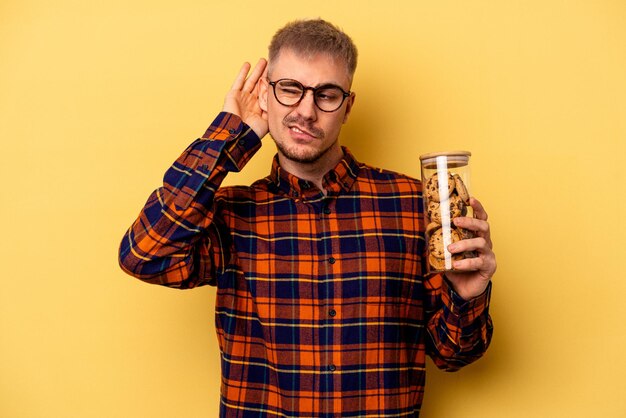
[419,151,473,273]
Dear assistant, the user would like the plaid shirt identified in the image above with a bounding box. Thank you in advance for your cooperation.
[119,112,493,417]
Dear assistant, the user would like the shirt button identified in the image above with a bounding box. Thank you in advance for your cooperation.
[328,257,336,264]
[228,128,237,134]
[329,364,336,372]
[323,206,331,215]
[329,309,337,317]
[239,139,246,146]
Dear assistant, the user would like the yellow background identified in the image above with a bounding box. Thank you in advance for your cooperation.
[2,0,625,416]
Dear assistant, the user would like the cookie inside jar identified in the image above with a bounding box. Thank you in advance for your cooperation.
[419,151,474,273]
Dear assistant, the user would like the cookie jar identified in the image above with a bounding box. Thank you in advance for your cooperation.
[419,151,473,273]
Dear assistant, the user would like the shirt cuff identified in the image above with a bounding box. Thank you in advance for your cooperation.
[442,277,492,317]
[201,112,253,141]
[166,113,261,211]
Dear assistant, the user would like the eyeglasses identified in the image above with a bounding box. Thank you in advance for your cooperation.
[268,78,351,113]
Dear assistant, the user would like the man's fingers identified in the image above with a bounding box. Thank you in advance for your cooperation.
[448,237,497,275]
[242,58,268,93]
[470,197,488,221]
[230,59,268,94]
[453,216,490,235]
[453,216,493,249]
[449,236,488,254]
[231,62,252,91]
[450,255,485,272]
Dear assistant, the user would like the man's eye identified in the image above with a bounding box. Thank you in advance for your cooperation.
[317,90,340,101]
[279,87,302,95]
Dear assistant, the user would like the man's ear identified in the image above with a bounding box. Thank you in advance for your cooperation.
[342,92,356,124]
[259,78,269,112]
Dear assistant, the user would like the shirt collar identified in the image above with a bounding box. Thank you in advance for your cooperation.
[269,146,361,199]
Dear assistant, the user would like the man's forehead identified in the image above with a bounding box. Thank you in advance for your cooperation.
[268,49,352,85]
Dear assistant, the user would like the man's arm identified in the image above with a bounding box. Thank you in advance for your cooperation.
[118,113,261,287]
[118,60,269,288]
[223,58,269,138]
[445,197,497,300]
[424,197,496,370]
[424,274,493,371]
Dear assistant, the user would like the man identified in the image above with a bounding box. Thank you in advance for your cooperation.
[119,19,496,417]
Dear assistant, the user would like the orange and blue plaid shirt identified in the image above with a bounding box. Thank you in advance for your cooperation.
[119,112,493,417]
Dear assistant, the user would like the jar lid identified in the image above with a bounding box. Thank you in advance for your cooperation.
[419,150,471,161]
[419,150,471,169]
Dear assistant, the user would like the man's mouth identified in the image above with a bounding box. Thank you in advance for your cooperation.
[283,116,324,139]
[288,124,319,139]
[290,125,312,135]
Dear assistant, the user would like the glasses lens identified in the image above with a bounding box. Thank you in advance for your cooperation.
[273,79,348,112]
[275,80,304,106]
[314,86,344,112]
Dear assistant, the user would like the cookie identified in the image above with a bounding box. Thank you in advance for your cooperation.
[430,249,466,271]
[424,171,455,202]
[428,227,462,260]
[453,174,470,204]
[450,228,462,246]
[426,222,440,236]
[456,227,474,241]
[428,228,446,259]
[427,194,465,224]
[429,253,446,270]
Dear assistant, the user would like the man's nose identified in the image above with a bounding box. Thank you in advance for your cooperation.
[294,90,317,120]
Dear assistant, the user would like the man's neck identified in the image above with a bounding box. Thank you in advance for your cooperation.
[277,145,344,193]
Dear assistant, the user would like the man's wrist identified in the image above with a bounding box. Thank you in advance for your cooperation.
[442,276,492,315]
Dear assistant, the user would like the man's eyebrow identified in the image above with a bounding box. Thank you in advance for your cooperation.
[277,78,346,90]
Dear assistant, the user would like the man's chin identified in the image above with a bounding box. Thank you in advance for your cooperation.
[274,140,333,165]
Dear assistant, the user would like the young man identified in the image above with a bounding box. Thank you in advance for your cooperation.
[119,19,496,417]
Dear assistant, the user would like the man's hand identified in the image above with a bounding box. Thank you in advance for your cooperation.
[444,197,497,301]
[223,58,269,138]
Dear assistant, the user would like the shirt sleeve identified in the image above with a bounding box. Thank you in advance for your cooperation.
[118,112,262,288]
[424,273,494,371]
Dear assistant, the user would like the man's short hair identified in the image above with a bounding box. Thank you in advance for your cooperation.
[268,19,358,80]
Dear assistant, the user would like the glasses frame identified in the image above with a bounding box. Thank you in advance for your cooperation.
[268,78,352,113]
